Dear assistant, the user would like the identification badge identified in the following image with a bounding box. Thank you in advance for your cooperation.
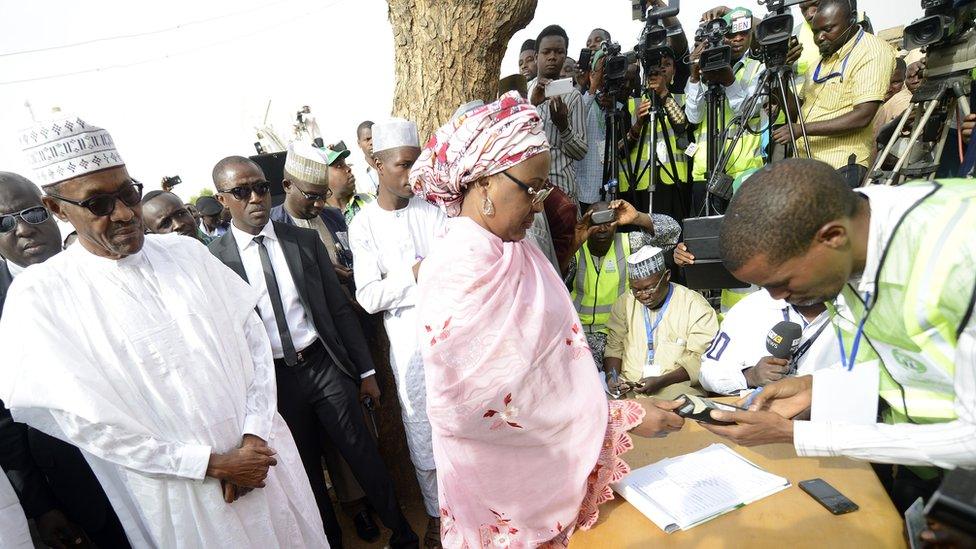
[811,359,880,424]
[604,259,617,273]
[684,141,699,158]
[642,346,659,378]
[656,140,670,165]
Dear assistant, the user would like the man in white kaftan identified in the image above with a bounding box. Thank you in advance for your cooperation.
[0,115,327,548]
[348,119,446,527]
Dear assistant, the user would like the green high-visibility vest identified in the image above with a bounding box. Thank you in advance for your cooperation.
[571,233,631,334]
[691,58,767,181]
[619,95,689,192]
[832,179,976,426]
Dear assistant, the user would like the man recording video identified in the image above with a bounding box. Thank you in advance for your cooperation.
[684,7,767,191]
[530,24,588,203]
[620,47,693,219]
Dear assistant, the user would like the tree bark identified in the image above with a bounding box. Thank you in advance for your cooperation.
[387,0,538,140]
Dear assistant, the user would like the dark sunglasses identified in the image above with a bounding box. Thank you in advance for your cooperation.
[0,206,50,233]
[501,171,553,206]
[295,185,332,202]
[219,182,271,201]
[47,182,143,217]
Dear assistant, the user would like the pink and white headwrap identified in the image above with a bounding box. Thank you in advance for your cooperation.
[409,91,550,217]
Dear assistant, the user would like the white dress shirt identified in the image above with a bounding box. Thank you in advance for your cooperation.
[5,261,24,277]
[699,289,839,395]
[232,222,319,359]
[794,184,976,468]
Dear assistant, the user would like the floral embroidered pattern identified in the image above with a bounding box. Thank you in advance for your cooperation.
[564,323,589,360]
[575,400,645,531]
[425,317,453,346]
[479,510,519,548]
[483,393,523,430]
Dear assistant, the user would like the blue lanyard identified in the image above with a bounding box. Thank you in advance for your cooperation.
[643,284,674,358]
[835,291,871,371]
[813,29,864,84]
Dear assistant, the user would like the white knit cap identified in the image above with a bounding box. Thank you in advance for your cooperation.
[372,118,420,153]
[284,141,330,185]
[628,245,666,280]
[19,115,124,187]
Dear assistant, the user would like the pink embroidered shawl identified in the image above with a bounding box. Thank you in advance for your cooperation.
[417,217,644,548]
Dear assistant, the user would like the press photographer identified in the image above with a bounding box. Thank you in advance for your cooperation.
[684,7,767,211]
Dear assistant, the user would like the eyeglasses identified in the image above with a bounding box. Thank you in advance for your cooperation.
[501,171,554,206]
[47,182,143,217]
[0,206,50,233]
[295,184,332,202]
[219,181,271,201]
[632,273,668,297]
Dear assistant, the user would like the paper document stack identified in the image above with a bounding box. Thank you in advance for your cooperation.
[612,443,790,533]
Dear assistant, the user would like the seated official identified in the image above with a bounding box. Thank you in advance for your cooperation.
[699,289,839,395]
[604,246,718,399]
[568,201,680,367]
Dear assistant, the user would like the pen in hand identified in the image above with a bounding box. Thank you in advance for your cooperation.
[743,386,764,409]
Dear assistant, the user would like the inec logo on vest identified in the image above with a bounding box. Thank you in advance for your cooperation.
[891,348,927,374]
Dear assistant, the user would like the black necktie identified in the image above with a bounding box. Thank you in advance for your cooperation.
[253,235,298,365]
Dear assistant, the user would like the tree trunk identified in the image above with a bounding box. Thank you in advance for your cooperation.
[387,0,538,140]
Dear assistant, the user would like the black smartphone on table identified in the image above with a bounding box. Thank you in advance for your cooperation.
[799,478,859,515]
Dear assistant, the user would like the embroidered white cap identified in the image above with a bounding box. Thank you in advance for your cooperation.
[627,245,666,280]
[371,118,420,153]
[19,114,124,187]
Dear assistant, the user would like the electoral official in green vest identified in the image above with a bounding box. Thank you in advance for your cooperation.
[700,159,976,478]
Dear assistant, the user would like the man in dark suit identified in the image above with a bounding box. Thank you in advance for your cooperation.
[270,145,384,542]
[208,154,418,549]
[0,172,129,548]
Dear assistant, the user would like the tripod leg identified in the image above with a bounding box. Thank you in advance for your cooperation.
[888,97,942,185]
[928,98,956,181]
[785,73,813,158]
[871,104,914,180]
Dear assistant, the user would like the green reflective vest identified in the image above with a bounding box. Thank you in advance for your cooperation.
[620,95,689,192]
[572,234,631,334]
[833,179,976,427]
[691,58,767,181]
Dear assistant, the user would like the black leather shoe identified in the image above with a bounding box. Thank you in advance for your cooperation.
[354,509,380,542]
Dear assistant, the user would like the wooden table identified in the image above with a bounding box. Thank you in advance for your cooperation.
[569,419,906,548]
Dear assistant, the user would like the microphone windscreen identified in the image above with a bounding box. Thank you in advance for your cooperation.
[766,321,803,359]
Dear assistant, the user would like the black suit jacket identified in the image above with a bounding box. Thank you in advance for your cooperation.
[208,222,375,381]
[0,260,11,314]
[0,261,116,530]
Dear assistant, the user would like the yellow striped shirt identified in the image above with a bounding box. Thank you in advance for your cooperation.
[800,30,895,169]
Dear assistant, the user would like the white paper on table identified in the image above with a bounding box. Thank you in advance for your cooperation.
[810,359,880,424]
[612,443,790,532]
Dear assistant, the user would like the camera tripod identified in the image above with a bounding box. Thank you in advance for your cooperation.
[869,32,976,185]
[706,63,811,204]
[698,81,730,216]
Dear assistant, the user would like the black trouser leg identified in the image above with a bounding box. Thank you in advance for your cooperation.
[275,363,344,548]
[302,357,418,548]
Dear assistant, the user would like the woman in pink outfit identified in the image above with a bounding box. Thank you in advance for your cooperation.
[409,92,686,548]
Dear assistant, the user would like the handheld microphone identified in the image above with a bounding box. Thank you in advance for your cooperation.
[766,321,803,359]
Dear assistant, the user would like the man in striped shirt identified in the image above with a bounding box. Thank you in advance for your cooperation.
[530,24,588,203]
[772,0,894,187]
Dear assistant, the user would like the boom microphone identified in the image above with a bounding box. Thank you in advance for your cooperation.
[766,321,802,359]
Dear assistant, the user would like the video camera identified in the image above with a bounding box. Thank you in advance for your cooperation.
[635,0,682,76]
[599,41,632,98]
[753,0,802,68]
[696,18,732,73]
[904,0,976,79]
